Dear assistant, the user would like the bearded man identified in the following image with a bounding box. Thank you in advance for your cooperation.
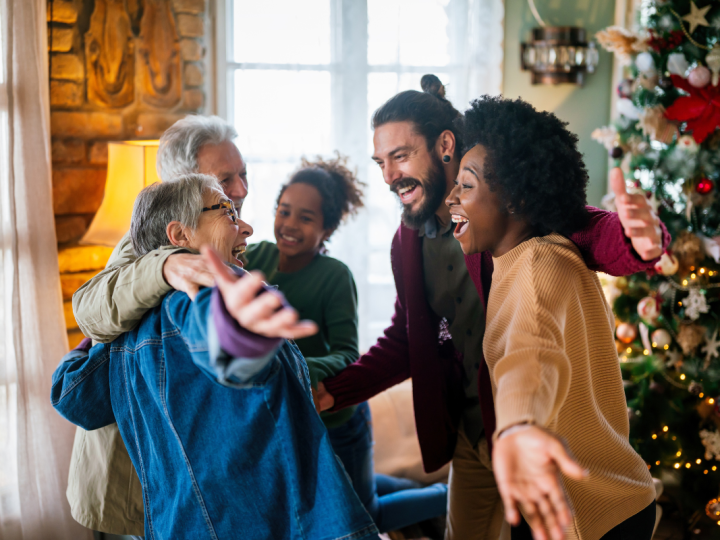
[316,75,668,540]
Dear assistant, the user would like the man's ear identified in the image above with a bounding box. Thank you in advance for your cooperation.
[166,221,193,247]
[436,129,457,160]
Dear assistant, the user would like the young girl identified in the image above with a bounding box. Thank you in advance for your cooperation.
[244,154,448,533]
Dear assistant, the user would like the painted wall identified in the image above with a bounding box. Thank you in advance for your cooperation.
[502,0,616,207]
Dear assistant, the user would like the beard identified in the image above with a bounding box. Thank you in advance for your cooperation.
[391,154,448,230]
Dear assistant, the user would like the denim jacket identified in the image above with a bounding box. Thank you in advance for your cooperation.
[52,286,378,540]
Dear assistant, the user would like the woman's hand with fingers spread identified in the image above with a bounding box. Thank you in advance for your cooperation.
[493,425,587,540]
[201,245,318,340]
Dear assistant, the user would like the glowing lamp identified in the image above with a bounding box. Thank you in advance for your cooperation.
[81,141,161,247]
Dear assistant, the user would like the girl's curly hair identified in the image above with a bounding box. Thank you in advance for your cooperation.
[457,95,589,237]
[276,153,365,236]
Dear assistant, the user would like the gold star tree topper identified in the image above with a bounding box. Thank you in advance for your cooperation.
[683,1,711,34]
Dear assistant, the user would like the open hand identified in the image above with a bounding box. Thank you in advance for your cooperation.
[162,253,216,300]
[202,245,318,340]
[493,425,587,540]
[611,167,663,261]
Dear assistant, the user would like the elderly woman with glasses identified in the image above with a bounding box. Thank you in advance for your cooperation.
[51,174,379,540]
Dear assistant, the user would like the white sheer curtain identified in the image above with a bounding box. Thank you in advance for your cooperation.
[223,0,504,351]
[0,0,89,537]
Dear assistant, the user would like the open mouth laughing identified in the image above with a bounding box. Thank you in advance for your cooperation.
[451,213,469,238]
[393,179,422,205]
[231,244,246,265]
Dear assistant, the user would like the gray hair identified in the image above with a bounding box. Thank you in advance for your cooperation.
[131,174,224,256]
[156,115,238,181]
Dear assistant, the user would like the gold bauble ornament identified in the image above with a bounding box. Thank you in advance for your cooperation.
[706,498,720,520]
[616,323,638,344]
[651,329,672,348]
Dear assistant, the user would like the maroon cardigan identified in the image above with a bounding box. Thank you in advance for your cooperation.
[324,207,670,472]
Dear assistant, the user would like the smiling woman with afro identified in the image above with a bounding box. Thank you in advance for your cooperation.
[456,95,589,237]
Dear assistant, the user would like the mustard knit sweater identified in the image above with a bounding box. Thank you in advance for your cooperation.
[484,233,656,540]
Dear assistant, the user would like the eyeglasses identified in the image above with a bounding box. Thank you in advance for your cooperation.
[202,201,238,223]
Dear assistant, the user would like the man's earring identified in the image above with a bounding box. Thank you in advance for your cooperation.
[442,155,451,163]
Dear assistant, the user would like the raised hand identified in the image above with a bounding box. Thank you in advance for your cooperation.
[611,167,663,261]
[201,245,318,340]
[492,425,587,540]
[162,253,216,300]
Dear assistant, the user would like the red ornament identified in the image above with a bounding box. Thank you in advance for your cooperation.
[665,75,720,143]
[648,30,684,52]
[697,178,715,194]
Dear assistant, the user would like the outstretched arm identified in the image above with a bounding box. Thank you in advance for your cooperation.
[72,232,215,343]
[569,168,670,276]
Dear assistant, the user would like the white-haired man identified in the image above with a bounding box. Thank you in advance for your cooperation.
[69,115,250,538]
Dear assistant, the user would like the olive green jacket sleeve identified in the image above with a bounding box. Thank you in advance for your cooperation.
[72,231,184,343]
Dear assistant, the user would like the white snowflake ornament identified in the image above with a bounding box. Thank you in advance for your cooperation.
[703,328,720,368]
[685,289,709,321]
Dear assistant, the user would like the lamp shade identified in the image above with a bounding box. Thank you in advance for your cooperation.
[80,140,161,247]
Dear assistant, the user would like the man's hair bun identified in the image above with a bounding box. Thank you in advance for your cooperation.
[420,74,446,99]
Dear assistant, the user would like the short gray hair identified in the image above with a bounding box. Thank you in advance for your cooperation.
[156,115,238,181]
[131,174,224,256]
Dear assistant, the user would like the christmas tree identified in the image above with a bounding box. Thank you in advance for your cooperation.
[593,0,720,533]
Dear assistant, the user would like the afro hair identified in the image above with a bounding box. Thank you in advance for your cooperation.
[457,96,589,237]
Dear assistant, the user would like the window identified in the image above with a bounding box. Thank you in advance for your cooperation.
[219,0,503,350]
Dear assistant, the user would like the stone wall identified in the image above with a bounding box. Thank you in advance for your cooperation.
[48,0,210,347]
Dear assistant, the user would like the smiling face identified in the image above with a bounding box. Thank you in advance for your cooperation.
[274,182,330,260]
[184,189,253,265]
[196,140,249,209]
[372,121,449,229]
[446,145,512,255]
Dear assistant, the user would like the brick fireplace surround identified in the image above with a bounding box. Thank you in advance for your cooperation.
[48,0,211,347]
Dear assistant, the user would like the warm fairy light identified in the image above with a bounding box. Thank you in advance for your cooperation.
[626,347,632,353]
[713,466,717,471]
[700,393,705,398]
[710,271,715,277]
[656,461,661,465]
[675,463,681,469]
[677,450,682,456]
[647,463,651,469]
[663,426,669,432]
[679,301,683,306]
[698,459,703,464]
[681,374,686,380]
[686,463,692,468]
[643,349,649,355]
[701,268,706,274]
[692,273,697,279]
[652,342,657,347]
[710,398,715,404]
[705,470,709,474]
[683,279,689,286]
[673,436,677,440]
[664,344,670,350]
[652,434,657,439]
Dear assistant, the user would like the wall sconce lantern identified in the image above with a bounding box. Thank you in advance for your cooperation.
[521,27,599,86]
[80,140,161,247]
[520,0,599,86]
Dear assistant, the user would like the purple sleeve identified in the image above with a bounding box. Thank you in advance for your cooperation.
[568,206,671,277]
[211,288,281,359]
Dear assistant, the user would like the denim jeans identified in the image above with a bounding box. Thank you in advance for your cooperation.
[327,401,449,533]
